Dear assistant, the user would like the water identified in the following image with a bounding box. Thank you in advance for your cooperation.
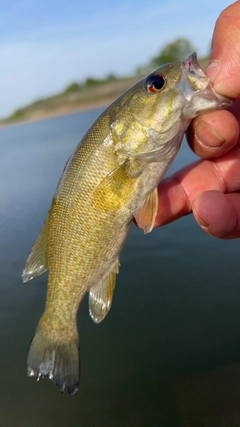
[0,109,240,427]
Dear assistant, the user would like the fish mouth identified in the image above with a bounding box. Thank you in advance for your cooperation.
[180,52,232,113]
[181,52,211,94]
[183,52,206,78]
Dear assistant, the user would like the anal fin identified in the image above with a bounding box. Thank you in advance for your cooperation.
[89,260,120,323]
[22,216,49,283]
[134,187,158,234]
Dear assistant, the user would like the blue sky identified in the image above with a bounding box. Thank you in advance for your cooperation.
[0,0,232,118]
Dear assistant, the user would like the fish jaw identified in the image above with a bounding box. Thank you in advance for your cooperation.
[179,52,232,118]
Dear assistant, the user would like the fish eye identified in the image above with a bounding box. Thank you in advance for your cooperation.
[145,74,166,93]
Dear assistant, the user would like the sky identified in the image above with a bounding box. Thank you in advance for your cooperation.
[0,0,233,118]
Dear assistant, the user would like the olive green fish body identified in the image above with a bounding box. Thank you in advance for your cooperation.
[23,53,231,394]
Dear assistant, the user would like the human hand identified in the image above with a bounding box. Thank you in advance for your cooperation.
[155,1,240,239]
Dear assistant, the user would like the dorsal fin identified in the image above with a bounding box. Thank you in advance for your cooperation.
[89,260,120,323]
[134,187,158,234]
[22,215,49,283]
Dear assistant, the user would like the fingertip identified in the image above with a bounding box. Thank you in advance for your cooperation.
[187,110,239,158]
[192,190,240,239]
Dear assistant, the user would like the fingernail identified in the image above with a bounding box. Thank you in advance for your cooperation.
[195,120,225,147]
[192,203,209,230]
[206,60,221,83]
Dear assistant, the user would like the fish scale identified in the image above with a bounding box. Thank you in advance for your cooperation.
[23,53,231,394]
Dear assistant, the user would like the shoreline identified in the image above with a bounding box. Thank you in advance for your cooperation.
[0,76,141,129]
[0,98,114,129]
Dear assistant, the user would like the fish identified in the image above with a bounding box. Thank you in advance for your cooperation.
[23,53,231,395]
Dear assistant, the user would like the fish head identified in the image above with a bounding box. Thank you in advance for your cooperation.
[116,53,231,148]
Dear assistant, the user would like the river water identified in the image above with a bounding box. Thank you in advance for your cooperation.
[0,109,239,427]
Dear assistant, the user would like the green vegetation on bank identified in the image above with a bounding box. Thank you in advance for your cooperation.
[63,73,118,94]
[0,38,209,125]
[0,75,141,125]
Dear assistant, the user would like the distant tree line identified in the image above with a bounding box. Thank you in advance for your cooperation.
[64,73,118,94]
[136,37,209,75]
[64,37,210,93]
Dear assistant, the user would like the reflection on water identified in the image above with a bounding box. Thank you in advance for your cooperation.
[0,109,239,426]
[176,364,240,426]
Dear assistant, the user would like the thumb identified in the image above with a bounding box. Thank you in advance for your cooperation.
[206,1,240,99]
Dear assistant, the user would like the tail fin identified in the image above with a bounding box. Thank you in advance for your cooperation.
[27,323,80,395]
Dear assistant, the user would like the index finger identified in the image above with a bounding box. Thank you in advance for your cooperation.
[155,145,240,226]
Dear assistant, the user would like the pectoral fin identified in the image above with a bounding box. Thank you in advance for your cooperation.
[22,216,49,283]
[89,260,120,323]
[134,187,158,234]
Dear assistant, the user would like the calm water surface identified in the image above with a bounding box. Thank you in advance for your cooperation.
[0,109,240,427]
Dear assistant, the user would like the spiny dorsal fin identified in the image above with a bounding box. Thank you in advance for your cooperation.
[22,216,49,283]
[134,187,158,234]
[89,260,120,323]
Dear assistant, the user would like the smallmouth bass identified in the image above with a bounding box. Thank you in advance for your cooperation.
[23,53,231,394]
